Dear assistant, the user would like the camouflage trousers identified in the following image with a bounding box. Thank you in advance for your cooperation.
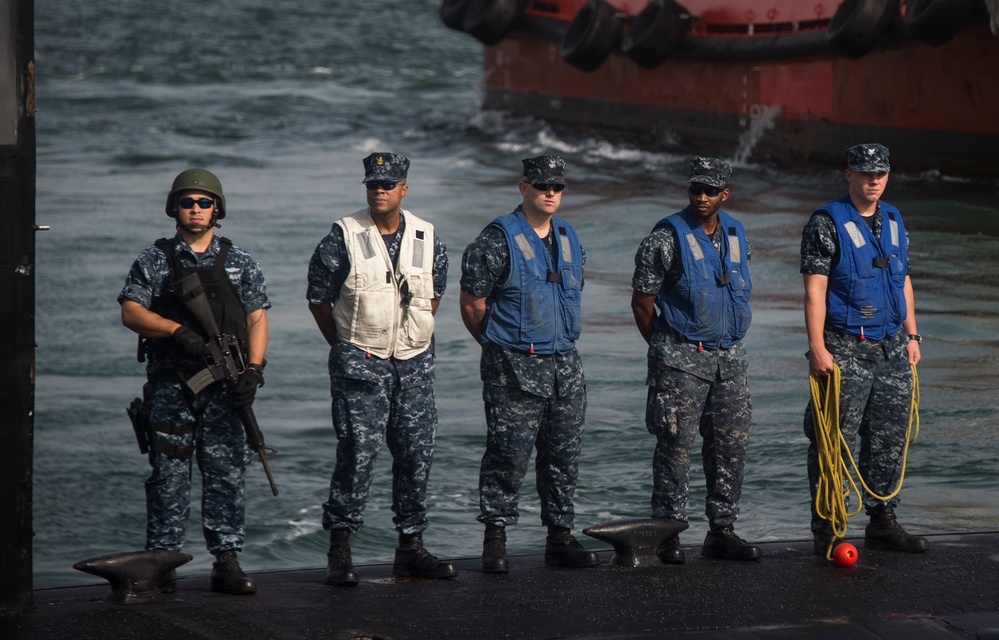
[804,346,913,533]
[323,377,437,535]
[145,380,249,554]
[477,384,587,530]
[646,369,751,528]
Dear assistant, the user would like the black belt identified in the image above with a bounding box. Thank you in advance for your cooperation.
[824,326,897,342]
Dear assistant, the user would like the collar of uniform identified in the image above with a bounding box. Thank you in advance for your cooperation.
[174,232,220,261]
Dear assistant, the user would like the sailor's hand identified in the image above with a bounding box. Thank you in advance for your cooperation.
[807,346,836,378]
[233,366,264,408]
[172,326,206,359]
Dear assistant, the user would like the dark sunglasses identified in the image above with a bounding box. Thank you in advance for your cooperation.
[178,197,215,209]
[531,183,565,193]
[365,181,399,191]
[688,184,724,197]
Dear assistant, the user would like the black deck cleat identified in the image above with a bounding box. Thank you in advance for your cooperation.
[73,549,193,605]
[583,517,689,567]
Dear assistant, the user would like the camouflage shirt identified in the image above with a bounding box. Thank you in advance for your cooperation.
[461,221,586,398]
[118,233,270,373]
[632,216,752,383]
[306,212,448,384]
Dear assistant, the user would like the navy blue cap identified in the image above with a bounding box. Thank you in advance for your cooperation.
[362,153,410,183]
[846,143,890,172]
[688,157,732,188]
[522,155,567,185]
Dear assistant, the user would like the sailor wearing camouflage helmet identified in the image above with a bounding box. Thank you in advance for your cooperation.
[460,155,599,573]
[631,157,762,564]
[118,168,270,595]
[801,143,927,556]
[307,152,455,586]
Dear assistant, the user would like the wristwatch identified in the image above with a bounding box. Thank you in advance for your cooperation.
[908,334,922,343]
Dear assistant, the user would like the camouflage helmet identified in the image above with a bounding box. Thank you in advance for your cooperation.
[165,168,226,219]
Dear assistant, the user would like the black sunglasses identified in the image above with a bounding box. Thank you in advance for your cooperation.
[530,183,565,193]
[178,197,215,209]
[688,184,724,197]
[365,181,399,191]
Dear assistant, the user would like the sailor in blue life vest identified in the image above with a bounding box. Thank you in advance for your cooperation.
[801,143,928,555]
[119,168,270,595]
[459,155,599,573]
[631,157,762,563]
[307,152,456,586]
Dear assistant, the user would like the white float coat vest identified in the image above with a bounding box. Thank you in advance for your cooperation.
[332,209,436,360]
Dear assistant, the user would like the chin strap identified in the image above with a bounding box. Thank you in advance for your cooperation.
[177,214,221,236]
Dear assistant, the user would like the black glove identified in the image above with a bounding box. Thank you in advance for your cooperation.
[172,326,206,359]
[232,366,264,408]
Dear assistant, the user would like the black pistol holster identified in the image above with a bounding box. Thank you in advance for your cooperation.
[127,394,151,455]
[127,382,195,460]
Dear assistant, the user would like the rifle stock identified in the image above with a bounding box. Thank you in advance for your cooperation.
[173,273,279,496]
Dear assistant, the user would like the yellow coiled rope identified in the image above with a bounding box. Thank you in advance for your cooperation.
[809,363,920,559]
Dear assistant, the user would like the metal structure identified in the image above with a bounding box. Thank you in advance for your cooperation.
[0,0,36,616]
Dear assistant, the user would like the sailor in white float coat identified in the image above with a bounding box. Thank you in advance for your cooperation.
[307,152,455,585]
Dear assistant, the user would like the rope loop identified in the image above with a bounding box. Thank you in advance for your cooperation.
[809,363,919,560]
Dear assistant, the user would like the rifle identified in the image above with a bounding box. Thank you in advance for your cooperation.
[173,272,279,496]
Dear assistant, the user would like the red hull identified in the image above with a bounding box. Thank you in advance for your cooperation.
[466,0,999,176]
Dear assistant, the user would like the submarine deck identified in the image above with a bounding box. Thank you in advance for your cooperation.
[3,531,999,639]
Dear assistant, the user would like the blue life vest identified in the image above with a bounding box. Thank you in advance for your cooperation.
[821,196,907,340]
[653,208,752,349]
[482,208,584,354]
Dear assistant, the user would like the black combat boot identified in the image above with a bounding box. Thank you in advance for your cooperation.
[482,524,509,574]
[656,536,685,564]
[865,508,929,553]
[813,529,835,556]
[158,569,178,594]
[393,533,458,579]
[700,525,763,561]
[210,550,257,595]
[326,528,359,587]
[544,527,600,568]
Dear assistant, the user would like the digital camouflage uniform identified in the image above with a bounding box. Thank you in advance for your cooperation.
[633,223,753,529]
[307,217,449,536]
[800,206,913,534]
[119,233,270,554]
[461,223,587,530]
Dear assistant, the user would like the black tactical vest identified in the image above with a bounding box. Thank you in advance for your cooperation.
[141,237,248,369]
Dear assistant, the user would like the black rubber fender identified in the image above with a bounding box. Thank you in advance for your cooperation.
[904,0,975,46]
[621,0,689,69]
[440,0,473,31]
[827,0,899,59]
[561,0,623,72]
[462,0,527,45]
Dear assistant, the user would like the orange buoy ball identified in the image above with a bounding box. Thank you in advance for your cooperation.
[832,542,858,567]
